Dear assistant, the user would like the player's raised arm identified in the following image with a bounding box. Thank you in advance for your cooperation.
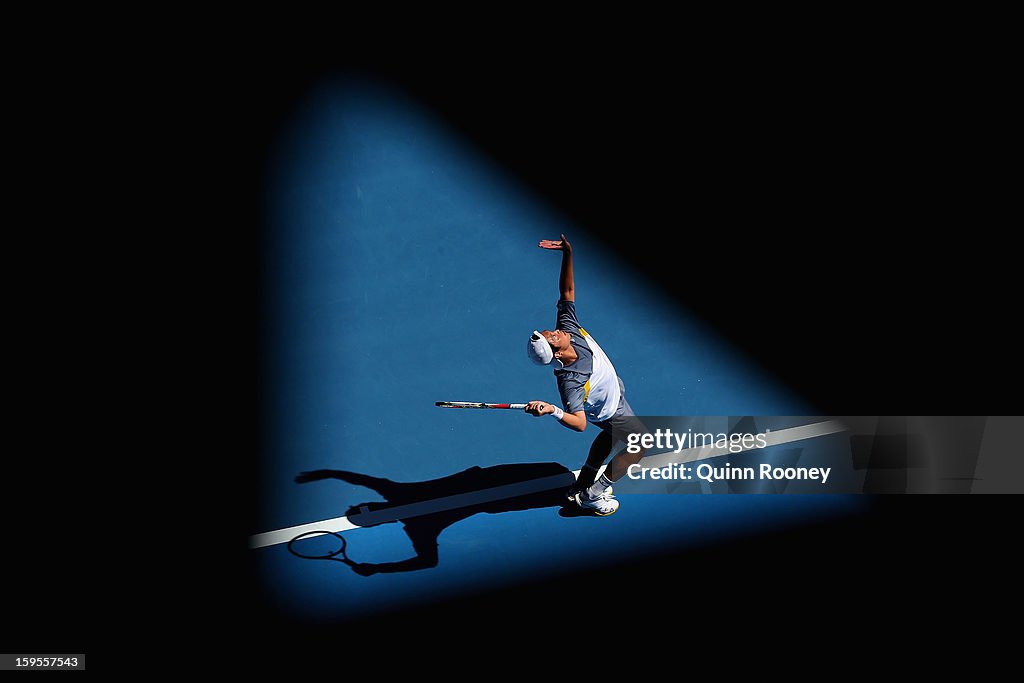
[538,233,574,302]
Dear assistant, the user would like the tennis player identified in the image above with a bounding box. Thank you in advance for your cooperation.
[524,234,646,515]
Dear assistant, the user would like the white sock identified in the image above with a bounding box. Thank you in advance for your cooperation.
[586,473,613,499]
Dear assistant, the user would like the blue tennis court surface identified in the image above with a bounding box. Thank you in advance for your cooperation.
[253,78,865,622]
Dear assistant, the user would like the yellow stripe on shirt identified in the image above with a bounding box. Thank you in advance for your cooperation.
[580,329,592,402]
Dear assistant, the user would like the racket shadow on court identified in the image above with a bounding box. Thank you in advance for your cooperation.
[289,462,582,576]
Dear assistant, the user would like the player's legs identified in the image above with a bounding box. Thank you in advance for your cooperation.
[582,413,646,491]
[571,429,613,496]
[573,388,646,513]
[571,431,621,515]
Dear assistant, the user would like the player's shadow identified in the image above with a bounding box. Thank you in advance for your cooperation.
[294,462,583,576]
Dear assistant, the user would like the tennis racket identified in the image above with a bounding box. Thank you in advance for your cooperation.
[435,401,528,409]
[287,530,352,565]
[288,530,380,576]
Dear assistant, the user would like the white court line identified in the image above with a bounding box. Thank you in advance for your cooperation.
[249,419,846,549]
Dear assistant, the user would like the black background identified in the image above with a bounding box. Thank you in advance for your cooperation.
[7,33,1016,669]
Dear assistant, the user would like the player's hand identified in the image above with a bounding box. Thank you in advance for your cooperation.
[525,400,555,416]
[538,233,571,252]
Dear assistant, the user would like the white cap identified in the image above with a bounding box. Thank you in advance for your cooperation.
[527,331,563,368]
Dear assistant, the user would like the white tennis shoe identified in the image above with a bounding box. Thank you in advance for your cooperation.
[574,489,619,516]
